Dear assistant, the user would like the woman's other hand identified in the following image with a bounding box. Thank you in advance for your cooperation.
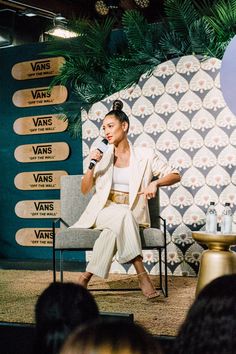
[138,181,158,200]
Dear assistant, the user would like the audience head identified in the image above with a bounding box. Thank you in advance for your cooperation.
[60,319,162,354]
[35,282,99,354]
[173,274,236,354]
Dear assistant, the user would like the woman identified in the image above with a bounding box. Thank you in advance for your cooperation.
[70,100,181,299]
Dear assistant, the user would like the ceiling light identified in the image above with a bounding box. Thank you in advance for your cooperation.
[45,23,78,39]
[44,13,78,39]
[22,9,37,17]
[134,0,150,8]
[95,0,150,16]
[95,1,109,16]
[54,13,66,21]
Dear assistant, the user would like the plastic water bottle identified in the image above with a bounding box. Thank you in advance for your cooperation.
[206,202,217,233]
[221,202,232,234]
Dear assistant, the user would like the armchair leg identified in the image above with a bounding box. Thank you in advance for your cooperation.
[52,222,56,283]
[60,250,64,282]
[159,248,163,291]
[53,248,56,282]
[164,247,168,297]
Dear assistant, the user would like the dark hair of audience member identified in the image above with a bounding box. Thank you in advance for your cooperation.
[172,274,236,354]
[105,99,130,131]
[60,319,162,354]
[34,282,99,354]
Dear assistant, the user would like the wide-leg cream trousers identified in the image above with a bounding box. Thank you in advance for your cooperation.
[86,200,142,278]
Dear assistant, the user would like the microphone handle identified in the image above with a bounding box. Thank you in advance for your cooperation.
[88,148,103,170]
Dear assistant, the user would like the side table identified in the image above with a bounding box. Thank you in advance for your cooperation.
[192,231,236,295]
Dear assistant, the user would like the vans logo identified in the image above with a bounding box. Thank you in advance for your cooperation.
[31,89,51,99]
[34,229,53,239]
[33,173,53,183]
[30,60,51,71]
[32,144,52,155]
[32,116,52,127]
[34,202,54,211]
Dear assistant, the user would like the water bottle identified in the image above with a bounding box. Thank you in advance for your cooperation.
[206,202,217,233]
[221,202,232,234]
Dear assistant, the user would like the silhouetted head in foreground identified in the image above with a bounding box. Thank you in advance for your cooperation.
[60,319,162,354]
[35,282,99,354]
[172,274,236,354]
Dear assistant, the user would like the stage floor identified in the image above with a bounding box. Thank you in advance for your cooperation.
[0,268,197,336]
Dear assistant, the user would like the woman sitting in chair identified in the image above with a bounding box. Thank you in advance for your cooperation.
[70,99,181,299]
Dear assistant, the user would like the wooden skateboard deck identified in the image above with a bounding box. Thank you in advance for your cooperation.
[13,113,68,135]
[16,228,59,246]
[14,142,70,163]
[14,170,68,190]
[15,200,60,218]
[11,57,65,80]
[12,85,68,107]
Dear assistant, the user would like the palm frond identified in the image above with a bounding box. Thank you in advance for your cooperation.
[82,17,115,60]
[67,17,91,35]
[206,37,232,58]
[164,0,200,35]
[108,56,153,90]
[204,0,236,40]
[121,10,166,67]
[73,84,107,106]
[67,120,82,138]
[52,101,83,138]
[193,0,218,16]
[46,0,236,137]
[159,31,191,58]
[189,18,215,55]
[122,10,151,51]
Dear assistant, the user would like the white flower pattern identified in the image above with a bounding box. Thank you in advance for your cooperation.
[81,55,236,276]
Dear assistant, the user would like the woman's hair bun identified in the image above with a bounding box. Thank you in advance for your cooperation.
[112,99,123,111]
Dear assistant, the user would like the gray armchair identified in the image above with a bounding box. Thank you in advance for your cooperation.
[53,175,168,296]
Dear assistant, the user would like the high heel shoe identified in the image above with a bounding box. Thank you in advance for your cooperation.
[137,271,160,300]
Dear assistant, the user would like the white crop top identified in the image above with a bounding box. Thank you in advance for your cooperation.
[111,166,130,193]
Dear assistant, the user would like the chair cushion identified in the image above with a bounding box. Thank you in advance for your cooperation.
[55,227,164,249]
[140,228,165,247]
[55,228,102,249]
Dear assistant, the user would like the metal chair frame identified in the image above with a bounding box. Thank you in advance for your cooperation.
[52,176,168,297]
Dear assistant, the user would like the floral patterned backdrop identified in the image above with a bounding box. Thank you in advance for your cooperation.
[82,55,236,276]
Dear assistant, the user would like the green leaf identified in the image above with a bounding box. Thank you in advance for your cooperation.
[189,18,215,55]
[122,10,150,51]
[164,0,200,35]
[204,0,236,41]
[159,31,190,57]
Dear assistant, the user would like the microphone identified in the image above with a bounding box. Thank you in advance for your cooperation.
[89,138,109,170]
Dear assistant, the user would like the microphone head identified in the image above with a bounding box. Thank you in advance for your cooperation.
[102,138,108,145]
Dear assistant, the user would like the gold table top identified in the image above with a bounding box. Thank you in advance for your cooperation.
[192,231,236,251]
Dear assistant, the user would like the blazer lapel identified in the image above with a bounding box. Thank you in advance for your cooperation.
[97,145,114,203]
[129,144,148,208]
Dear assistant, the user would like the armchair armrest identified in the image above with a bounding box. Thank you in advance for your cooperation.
[52,217,70,250]
[52,217,69,229]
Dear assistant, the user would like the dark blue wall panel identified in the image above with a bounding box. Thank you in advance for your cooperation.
[0,41,83,260]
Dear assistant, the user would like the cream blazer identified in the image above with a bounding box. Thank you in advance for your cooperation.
[70,143,179,229]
